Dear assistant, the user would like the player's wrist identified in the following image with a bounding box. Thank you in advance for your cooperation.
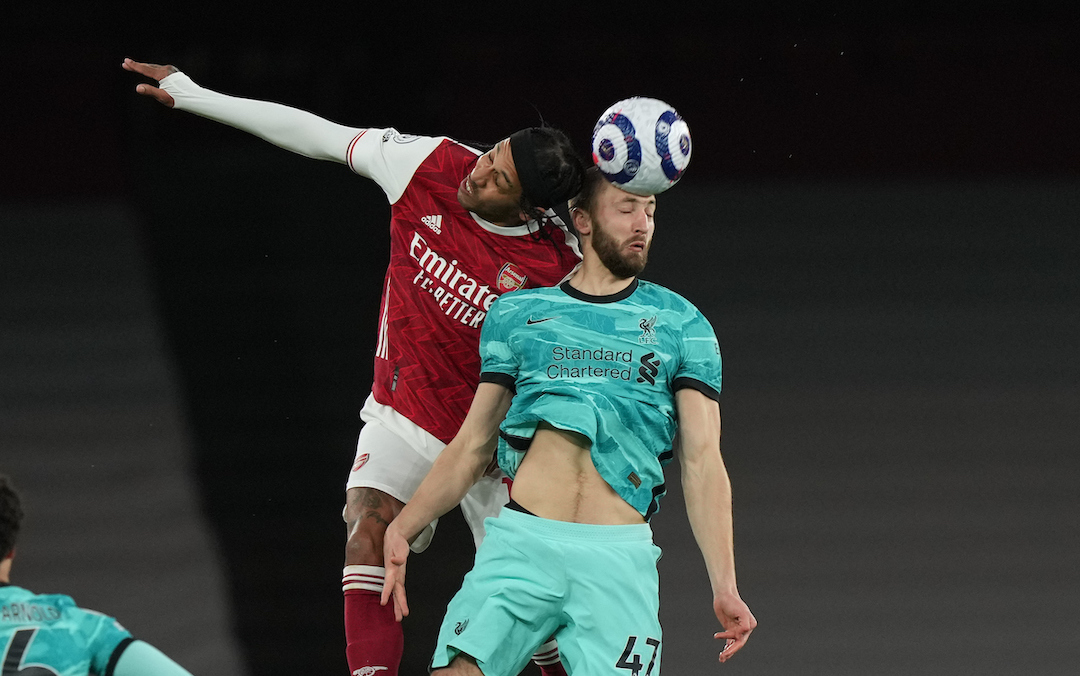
[386,511,423,546]
[384,520,407,541]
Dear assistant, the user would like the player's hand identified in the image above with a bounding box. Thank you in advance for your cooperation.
[122,58,178,108]
[381,523,411,622]
[713,591,756,663]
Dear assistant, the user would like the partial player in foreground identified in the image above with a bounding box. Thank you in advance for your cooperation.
[382,98,756,675]
[123,59,583,676]
[0,474,194,676]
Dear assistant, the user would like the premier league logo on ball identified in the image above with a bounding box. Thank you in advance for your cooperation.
[591,97,692,196]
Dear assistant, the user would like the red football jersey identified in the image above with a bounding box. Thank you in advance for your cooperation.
[348,128,581,443]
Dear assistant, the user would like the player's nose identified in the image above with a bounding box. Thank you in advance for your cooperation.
[471,164,491,185]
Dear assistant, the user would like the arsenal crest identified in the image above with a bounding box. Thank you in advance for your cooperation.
[496,263,527,293]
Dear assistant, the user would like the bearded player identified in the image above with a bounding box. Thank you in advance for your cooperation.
[382,166,756,674]
[124,58,583,676]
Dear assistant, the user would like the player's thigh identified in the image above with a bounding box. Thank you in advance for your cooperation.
[558,541,664,675]
[343,416,436,508]
[431,517,563,675]
[343,405,448,552]
[432,654,484,676]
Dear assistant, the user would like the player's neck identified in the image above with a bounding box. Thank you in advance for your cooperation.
[566,261,636,298]
[0,556,12,583]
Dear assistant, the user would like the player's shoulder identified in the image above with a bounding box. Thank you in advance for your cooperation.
[634,279,701,313]
[502,283,564,304]
[2,584,74,605]
[442,135,486,157]
[365,128,448,153]
[354,127,478,165]
[489,284,562,316]
[0,585,77,621]
[406,131,484,161]
[401,132,486,179]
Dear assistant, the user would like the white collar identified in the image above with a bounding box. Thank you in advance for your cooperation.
[469,211,536,237]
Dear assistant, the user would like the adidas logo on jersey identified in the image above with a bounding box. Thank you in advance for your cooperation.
[422,215,443,234]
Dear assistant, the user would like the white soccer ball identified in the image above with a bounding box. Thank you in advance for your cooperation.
[591,97,692,196]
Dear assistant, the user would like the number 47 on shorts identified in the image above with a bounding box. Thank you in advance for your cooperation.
[616,635,661,676]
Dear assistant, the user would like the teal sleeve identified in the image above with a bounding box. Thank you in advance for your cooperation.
[109,640,193,676]
[63,605,132,675]
[673,309,722,399]
[478,295,518,381]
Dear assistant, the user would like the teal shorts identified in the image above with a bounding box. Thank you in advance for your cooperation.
[431,507,664,675]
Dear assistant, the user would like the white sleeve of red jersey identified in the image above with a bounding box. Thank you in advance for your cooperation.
[159,71,363,164]
[345,128,450,204]
[159,72,459,204]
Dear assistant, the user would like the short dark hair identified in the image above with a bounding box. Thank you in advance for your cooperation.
[515,126,586,220]
[569,165,608,217]
[0,474,24,559]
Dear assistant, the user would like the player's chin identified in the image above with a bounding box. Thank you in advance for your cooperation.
[625,251,648,273]
[456,187,473,211]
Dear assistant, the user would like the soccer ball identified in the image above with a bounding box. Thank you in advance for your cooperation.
[591,97,692,196]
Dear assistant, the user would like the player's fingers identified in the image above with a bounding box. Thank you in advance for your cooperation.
[122,58,176,80]
[714,628,751,663]
[393,583,409,621]
[121,58,147,73]
[380,562,401,605]
[380,574,394,606]
[718,636,748,662]
[134,83,176,108]
[122,58,159,79]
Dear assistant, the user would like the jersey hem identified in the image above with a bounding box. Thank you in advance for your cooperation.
[105,637,136,676]
[672,376,720,402]
[479,371,517,393]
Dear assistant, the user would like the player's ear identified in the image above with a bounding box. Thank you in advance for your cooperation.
[571,206,592,235]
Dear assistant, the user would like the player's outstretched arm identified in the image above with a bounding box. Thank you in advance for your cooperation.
[381,382,513,621]
[122,57,362,164]
[675,388,757,663]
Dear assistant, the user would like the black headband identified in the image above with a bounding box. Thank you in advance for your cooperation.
[509,128,564,210]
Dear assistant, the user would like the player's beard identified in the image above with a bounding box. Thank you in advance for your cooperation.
[591,218,650,279]
[470,199,524,226]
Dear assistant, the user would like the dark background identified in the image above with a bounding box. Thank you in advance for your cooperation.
[3,1,1079,675]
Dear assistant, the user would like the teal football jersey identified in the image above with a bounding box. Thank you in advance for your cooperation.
[479,279,722,519]
[1,584,132,676]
